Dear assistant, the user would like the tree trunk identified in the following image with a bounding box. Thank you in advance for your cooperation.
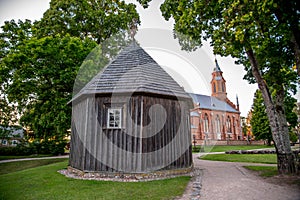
[276,152,296,174]
[246,49,297,174]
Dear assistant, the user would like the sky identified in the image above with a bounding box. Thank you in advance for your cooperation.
[0,0,262,117]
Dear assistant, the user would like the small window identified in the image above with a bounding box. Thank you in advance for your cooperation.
[2,139,7,146]
[11,140,18,146]
[213,83,216,93]
[107,108,122,128]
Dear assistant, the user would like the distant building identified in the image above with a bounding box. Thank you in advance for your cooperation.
[190,59,242,144]
[0,125,24,147]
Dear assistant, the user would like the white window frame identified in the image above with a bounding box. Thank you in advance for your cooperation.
[107,108,122,129]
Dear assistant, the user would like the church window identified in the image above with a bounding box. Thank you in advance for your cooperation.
[107,108,122,128]
[213,83,216,93]
[215,115,221,133]
[204,114,209,133]
[226,116,231,133]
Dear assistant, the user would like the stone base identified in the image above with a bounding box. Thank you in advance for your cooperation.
[58,166,194,182]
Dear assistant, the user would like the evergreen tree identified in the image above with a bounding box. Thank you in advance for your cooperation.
[251,90,272,145]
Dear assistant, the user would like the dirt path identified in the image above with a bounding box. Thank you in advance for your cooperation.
[180,153,300,200]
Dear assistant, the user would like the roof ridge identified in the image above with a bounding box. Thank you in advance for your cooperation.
[71,41,191,103]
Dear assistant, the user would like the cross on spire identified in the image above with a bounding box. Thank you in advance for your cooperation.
[129,19,138,40]
[214,56,221,72]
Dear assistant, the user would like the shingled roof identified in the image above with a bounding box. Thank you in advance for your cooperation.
[189,93,239,113]
[72,41,191,102]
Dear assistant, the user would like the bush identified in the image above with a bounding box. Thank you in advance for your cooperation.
[0,140,66,156]
[30,140,66,155]
[0,144,34,156]
[289,131,298,143]
[192,146,204,152]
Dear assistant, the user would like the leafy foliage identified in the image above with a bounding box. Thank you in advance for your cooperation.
[152,0,299,92]
[35,0,140,43]
[0,0,139,152]
[1,35,96,142]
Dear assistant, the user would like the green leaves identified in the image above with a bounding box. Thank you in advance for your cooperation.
[250,90,272,144]
[35,0,140,44]
[1,35,96,140]
[0,0,139,143]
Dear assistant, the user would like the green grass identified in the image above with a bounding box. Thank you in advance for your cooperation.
[0,154,53,161]
[200,154,277,164]
[200,145,274,153]
[0,160,190,200]
[0,158,69,175]
[244,166,278,177]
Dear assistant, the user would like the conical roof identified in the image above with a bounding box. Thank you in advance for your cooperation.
[72,41,191,102]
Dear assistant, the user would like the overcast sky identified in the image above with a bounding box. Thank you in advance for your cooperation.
[0,0,265,117]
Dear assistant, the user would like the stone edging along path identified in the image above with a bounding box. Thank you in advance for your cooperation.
[177,152,300,200]
[226,149,300,154]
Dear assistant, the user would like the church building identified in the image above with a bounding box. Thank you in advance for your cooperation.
[190,59,242,144]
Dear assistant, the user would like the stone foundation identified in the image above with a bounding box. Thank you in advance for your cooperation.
[58,166,194,182]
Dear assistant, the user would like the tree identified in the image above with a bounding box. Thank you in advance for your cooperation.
[0,0,139,154]
[292,102,300,143]
[1,35,96,150]
[35,0,140,44]
[251,90,273,145]
[138,0,300,174]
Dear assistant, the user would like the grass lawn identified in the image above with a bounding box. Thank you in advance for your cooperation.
[0,159,190,200]
[192,145,274,153]
[200,154,277,164]
[0,158,69,175]
[244,166,278,177]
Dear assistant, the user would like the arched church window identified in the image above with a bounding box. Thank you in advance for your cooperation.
[215,115,221,133]
[222,83,225,92]
[213,83,216,93]
[226,116,231,133]
[204,114,209,133]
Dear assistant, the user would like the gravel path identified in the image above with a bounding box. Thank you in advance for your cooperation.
[0,155,69,163]
[180,153,300,200]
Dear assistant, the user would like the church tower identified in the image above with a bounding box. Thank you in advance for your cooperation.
[211,59,227,101]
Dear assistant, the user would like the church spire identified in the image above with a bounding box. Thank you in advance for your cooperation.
[210,58,227,101]
[214,58,221,72]
[236,94,240,111]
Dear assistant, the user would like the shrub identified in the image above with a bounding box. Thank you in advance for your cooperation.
[0,140,66,156]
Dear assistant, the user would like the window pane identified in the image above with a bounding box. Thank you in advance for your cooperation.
[108,108,121,128]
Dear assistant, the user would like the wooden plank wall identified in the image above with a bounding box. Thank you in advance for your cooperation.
[70,94,192,173]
